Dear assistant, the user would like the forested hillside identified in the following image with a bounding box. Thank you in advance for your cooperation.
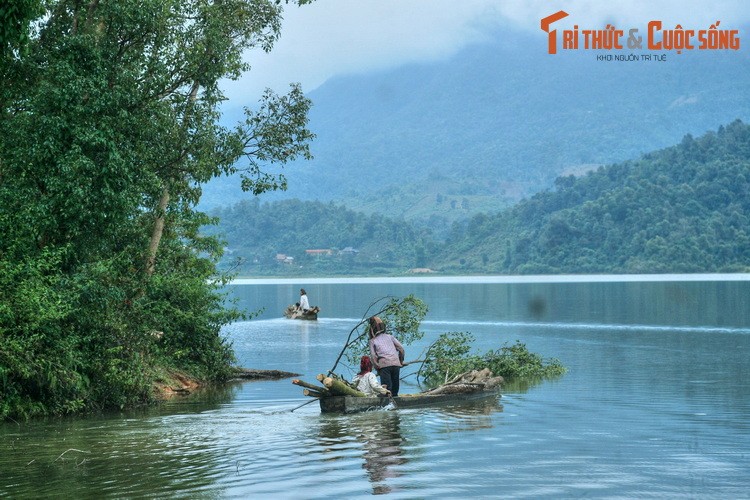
[437,121,750,274]
[211,121,750,276]
[203,29,750,231]
[209,199,435,275]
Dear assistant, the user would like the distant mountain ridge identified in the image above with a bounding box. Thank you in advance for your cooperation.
[435,120,750,274]
[207,198,434,276]
[211,121,750,276]
[202,28,750,228]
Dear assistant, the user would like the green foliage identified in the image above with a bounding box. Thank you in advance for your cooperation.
[332,297,565,394]
[381,295,429,346]
[208,122,750,277]
[0,0,42,56]
[336,295,428,372]
[418,331,474,386]
[235,84,315,195]
[420,332,567,390]
[145,254,241,382]
[437,121,750,274]
[0,248,85,418]
[0,0,312,420]
[208,199,436,275]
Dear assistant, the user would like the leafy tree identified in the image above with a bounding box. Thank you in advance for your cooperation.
[0,0,314,419]
[419,332,566,389]
[327,295,428,375]
[0,0,42,56]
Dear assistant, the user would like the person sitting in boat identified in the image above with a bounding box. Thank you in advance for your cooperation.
[368,316,405,397]
[288,290,319,319]
[352,355,391,397]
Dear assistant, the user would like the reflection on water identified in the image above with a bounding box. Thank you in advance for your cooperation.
[360,415,405,494]
[502,376,564,394]
[3,279,750,498]
[317,400,503,496]
[227,278,750,330]
[2,404,231,498]
[321,412,406,495]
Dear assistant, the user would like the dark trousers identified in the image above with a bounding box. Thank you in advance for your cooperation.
[378,365,401,396]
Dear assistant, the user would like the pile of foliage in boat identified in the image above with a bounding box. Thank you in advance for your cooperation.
[419,368,503,395]
[293,295,566,404]
[418,331,567,390]
[293,367,503,400]
[292,373,365,398]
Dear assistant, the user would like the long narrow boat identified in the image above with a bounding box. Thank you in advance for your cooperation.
[319,389,500,414]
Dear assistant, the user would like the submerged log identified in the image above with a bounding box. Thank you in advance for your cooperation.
[230,368,300,380]
[323,377,366,397]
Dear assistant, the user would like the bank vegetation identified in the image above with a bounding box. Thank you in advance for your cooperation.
[0,0,314,420]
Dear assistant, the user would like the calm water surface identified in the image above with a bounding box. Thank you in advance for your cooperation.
[2,276,750,498]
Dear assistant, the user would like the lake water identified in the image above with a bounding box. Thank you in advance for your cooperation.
[2,276,750,498]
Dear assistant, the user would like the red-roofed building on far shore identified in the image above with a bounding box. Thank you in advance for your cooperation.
[305,249,334,257]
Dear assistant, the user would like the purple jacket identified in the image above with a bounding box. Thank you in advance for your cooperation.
[369,333,404,369]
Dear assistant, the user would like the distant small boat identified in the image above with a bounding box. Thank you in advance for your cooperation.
[283,304,320,320]
[318,389,500,414]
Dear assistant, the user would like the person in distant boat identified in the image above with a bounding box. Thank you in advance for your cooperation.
[368,316,405,397]
[297,288,310,313]
[290,289,319,318]
[352,355,391,397]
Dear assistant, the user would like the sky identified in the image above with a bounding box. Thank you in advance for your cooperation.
[221,0,750,104]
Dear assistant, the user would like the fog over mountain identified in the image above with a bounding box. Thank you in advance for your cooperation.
[202,28,750,225]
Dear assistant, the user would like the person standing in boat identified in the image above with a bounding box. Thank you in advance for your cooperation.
[297,288,310,313]
[352,355,391,397]
[368,316,405,397]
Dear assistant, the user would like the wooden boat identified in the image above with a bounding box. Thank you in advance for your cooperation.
[319,388,500,414]
[283,304,320,320]
[294,368,503,414]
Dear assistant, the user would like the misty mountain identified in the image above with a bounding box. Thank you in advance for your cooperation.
[201,28,750,227]
[209,121,750,276]
[435,120,750,274]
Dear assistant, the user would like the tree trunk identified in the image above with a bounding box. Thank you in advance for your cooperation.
[422,383,485,395]
[144,81,199,277]
[232,368,300,380]
[422,369,504,395]
[292,379,330,394]
[323,377,365,397]
[145,184,170,276]
[303,389,326,398]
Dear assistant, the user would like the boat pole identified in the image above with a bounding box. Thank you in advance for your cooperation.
[386,391,397,409]
[290,398,318,412]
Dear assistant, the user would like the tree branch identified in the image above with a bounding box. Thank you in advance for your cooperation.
[327,296,397,375]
